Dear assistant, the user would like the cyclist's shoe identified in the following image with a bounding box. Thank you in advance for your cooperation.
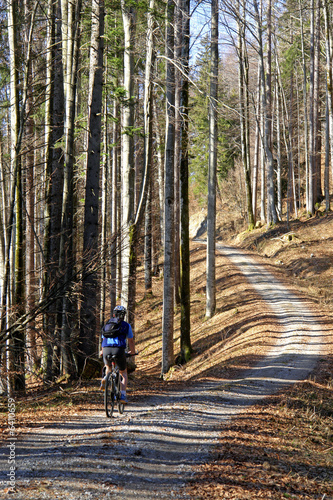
[120,392,128,403]
[100,377,106,390]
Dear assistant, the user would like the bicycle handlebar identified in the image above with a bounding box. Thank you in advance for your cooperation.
[126,351,138,357]
[105,351,138,360]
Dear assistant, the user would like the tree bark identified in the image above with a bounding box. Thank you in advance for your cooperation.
[162,0,175,375]
[8,0,25,392]
[237,0,254,230]
[206,0,218,319]
[79,0,104,370]
[59,0,82,376]
[254,0,278,226]
[180,0,191,361]
[120,0,136,321]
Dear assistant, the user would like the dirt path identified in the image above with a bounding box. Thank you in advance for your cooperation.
[0,246,325,499]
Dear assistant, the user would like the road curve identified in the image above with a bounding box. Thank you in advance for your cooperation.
[6,246,325,500]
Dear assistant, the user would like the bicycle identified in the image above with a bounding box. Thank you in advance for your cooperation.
[104,352,134,418]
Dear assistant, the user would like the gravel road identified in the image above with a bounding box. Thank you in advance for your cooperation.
[0,246,324,499]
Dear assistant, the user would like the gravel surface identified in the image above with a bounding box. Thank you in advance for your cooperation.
[0,246,325,499]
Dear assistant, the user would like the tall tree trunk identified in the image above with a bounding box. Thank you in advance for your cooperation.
[252,62,261,222]
[120,0,136,321]
[142,0,155,298]
[100,82,108,329]
[206,0,218,319]
[25,0,37,370]
[154,95,164,240]
[110,96,119,313]
[42,0,55,380]
[59,0,82,375]
[299,0,310,212]
[276,75,282,217]
[180,0,191,361]
[173,0,182,306]
[254,0,278,226]
[144,182,152,295]
[237,0,254,230]
[79,0,104,371]
[325,86,330,211]
[324,0,333,210]
[308,0,315,214]
[313,0,322,205]
[41,0,64,380]
[162,0,175,375]
[8,0,25,392]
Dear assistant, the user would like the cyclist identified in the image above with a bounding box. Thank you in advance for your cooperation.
[100,305,136,403]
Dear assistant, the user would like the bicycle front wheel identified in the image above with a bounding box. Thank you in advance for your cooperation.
[104,373,115,418]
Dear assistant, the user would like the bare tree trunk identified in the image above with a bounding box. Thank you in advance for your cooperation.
[237,0,254,230]
[206,0,218,319]
[154,95,164,240]
[299,0,310,212]
[8,0,25,392]
[59,0,82,376]
[143,0,155,299]
[162,0,175,375]
[276,74,282,217]
[180,0,191,361]
[100,80,108,329]
[254,0,278,226]
[325,87,330,211]
[79,0,104,371]
[252,62,261,222]
[173,0,182,306]
[144,182,152,295]
[42,0,55,380]
[324,0,333,210]
[308,0,315,214]
[25,0,37,370]
[42,0,65,381]
[120,0,136,320]
[110,96,119,312]
[313,0,322,205]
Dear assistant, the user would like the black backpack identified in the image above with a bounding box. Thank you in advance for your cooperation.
[102,317,122,338]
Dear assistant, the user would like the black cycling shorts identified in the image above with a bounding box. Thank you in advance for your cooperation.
[103,346,127,371]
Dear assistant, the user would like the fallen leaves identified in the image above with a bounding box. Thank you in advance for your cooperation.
[187,380,333,500]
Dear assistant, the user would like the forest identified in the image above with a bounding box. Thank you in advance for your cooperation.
[0,0,331,394]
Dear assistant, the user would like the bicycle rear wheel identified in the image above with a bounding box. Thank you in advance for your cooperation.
[116,373,125,414]
[115,372,125,413]
[104,373,115,418]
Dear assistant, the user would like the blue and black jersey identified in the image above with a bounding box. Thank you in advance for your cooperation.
[101,320,133,349]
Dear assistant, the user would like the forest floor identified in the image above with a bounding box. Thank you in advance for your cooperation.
[0,210,333,499]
